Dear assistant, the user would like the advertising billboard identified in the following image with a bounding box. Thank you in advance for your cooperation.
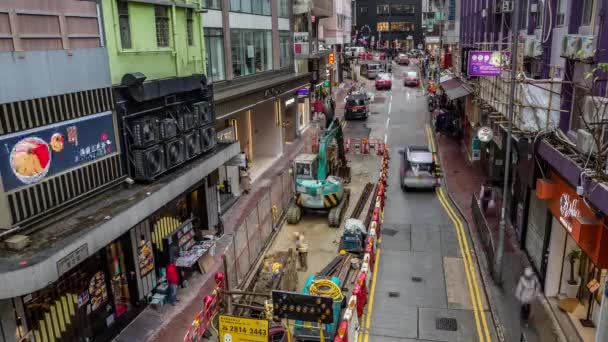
[0,111,117,192]
[467,51,510,76]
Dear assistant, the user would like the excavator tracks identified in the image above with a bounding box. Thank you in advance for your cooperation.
[328,189,350,227]
[286,203,302,224]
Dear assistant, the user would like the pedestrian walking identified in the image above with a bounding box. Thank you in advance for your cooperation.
[515,267,541,322]
[166,262,179,305]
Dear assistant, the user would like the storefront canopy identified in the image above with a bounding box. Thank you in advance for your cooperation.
[440,78,472,100]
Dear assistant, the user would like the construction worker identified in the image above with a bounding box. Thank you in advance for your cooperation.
[294,232,309,271]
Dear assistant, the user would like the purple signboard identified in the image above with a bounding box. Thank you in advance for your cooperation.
[467,51,510,77]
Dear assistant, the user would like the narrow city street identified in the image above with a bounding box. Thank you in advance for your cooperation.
[347,63,498,342]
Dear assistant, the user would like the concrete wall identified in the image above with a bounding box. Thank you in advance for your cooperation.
[101,0,205,85]
[0,48,111,104]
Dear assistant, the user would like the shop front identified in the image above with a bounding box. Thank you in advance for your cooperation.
[538,171,608,339]
[213,73,310,180]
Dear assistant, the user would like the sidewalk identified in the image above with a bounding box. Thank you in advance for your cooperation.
[435,133,572,342]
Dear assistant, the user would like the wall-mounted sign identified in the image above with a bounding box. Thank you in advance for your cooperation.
[57,243,90,276]
[138,240,155,277]
[219,315,268,342]
[217,126,237,143]
[0,111,116,192]
[467,51,511,76]
[323,80,330,87]
[472,137,481,161]
[297,88,310,96]
[587,279,601,293]
[477,126,494,142]
[294,32,309,55]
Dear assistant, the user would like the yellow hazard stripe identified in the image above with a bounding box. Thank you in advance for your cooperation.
[328,194,339,205]
[323,197,332,208]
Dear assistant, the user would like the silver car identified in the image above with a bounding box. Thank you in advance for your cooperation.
[399,146,438,191]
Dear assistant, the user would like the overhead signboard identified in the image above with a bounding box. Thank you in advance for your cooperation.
[0,111,117,192]
[219,315,268,342]
[467,51,511,76]
[272,290,334,324]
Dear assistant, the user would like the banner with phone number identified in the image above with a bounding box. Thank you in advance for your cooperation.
[219,315,268,342]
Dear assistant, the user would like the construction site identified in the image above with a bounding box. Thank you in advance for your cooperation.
[182,117,389,342]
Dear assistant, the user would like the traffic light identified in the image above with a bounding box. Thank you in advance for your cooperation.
[328,52,335,65]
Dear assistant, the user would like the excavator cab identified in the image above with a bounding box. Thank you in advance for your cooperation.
[294,154,318,181]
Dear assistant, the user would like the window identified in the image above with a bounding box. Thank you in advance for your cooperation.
[202,0,221,9]
[231,0,270,15]
[279,31,292,68]
[377,4,389,15]
[186,9,194,46]
[535,2,543,29]
[377,22,389,32]
[155,6,170,47]
[278,0,289,17]
[390,4,415,15]
[117,1,131,49]
[555,0,566,26]
[391,22,414,31]
[582,0,594,26]
[204,28,225,81]
[231,29,272,77]
[361,6,368,13]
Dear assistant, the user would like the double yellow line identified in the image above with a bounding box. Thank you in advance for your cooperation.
[426,125,492,342]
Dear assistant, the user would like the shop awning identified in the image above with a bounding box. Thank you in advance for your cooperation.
[440,78,472,100]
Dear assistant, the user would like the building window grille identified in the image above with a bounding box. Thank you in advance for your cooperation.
[117,1,131,49]
[186,9,194,46]
[155,5,170,47]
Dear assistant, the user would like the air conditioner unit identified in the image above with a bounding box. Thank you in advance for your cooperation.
[578,35,595,60]
[561,35,581,59]
[502,0,514,13]
[159,118,178,140]
[583,96,608,124]
[165,138,185,169]
[184,130,201,160]
[530,3,538,12]
[524,36,535,57]
[193,101,213,126]
[532,38,543,57]
[200,126,217,153]
[577,129,597,155]
[133,145,166,181]
[494,1,502,13]
[183,110,199,131]
[130,117,159,148]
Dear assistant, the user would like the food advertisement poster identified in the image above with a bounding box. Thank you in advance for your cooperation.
[467,51,511,77]
[0,111,116,192]
[138,240,155,277]
[88,271,108,313]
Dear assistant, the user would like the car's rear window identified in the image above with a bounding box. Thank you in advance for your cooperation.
[407,71,417,78]
[347,99,366,106]
[368,64,381,70]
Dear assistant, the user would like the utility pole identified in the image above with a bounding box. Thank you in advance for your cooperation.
[493,0,520,283]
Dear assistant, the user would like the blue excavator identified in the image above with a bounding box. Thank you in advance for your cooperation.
[287,118,351,227]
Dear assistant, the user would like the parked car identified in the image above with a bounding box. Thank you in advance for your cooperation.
[360,63,382,79]
[399,146,437,191]
[397,54,410,65]
[375,73,392,90]
[344,94,370,120]
[404,70,420,87]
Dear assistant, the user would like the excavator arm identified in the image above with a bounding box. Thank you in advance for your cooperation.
[318,118,350,182]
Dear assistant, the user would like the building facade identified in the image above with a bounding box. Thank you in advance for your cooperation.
[354,0,423,50]
[0,0,240,341]
[454,0,608,340]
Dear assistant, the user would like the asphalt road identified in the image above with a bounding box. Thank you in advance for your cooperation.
[343,62,498,342]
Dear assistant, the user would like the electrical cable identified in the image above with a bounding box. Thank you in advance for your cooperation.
[309,279,343,303]
[542,0,553,43]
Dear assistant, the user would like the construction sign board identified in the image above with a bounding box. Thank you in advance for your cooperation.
[219,315,269,342]
[272,290,334,323]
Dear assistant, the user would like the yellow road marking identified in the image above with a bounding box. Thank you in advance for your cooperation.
[439,188,491,341]
[358,247,380,342]
[437,189,487,342]
[427,124,491,341]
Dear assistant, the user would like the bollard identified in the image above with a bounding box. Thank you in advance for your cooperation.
[353,284,366,317]
[334,320,349,342]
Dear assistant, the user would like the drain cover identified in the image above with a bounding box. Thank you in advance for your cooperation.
[388,292,400,298]
[381,228,398,236]
[411,276,422,282]
[436,317,458,331]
